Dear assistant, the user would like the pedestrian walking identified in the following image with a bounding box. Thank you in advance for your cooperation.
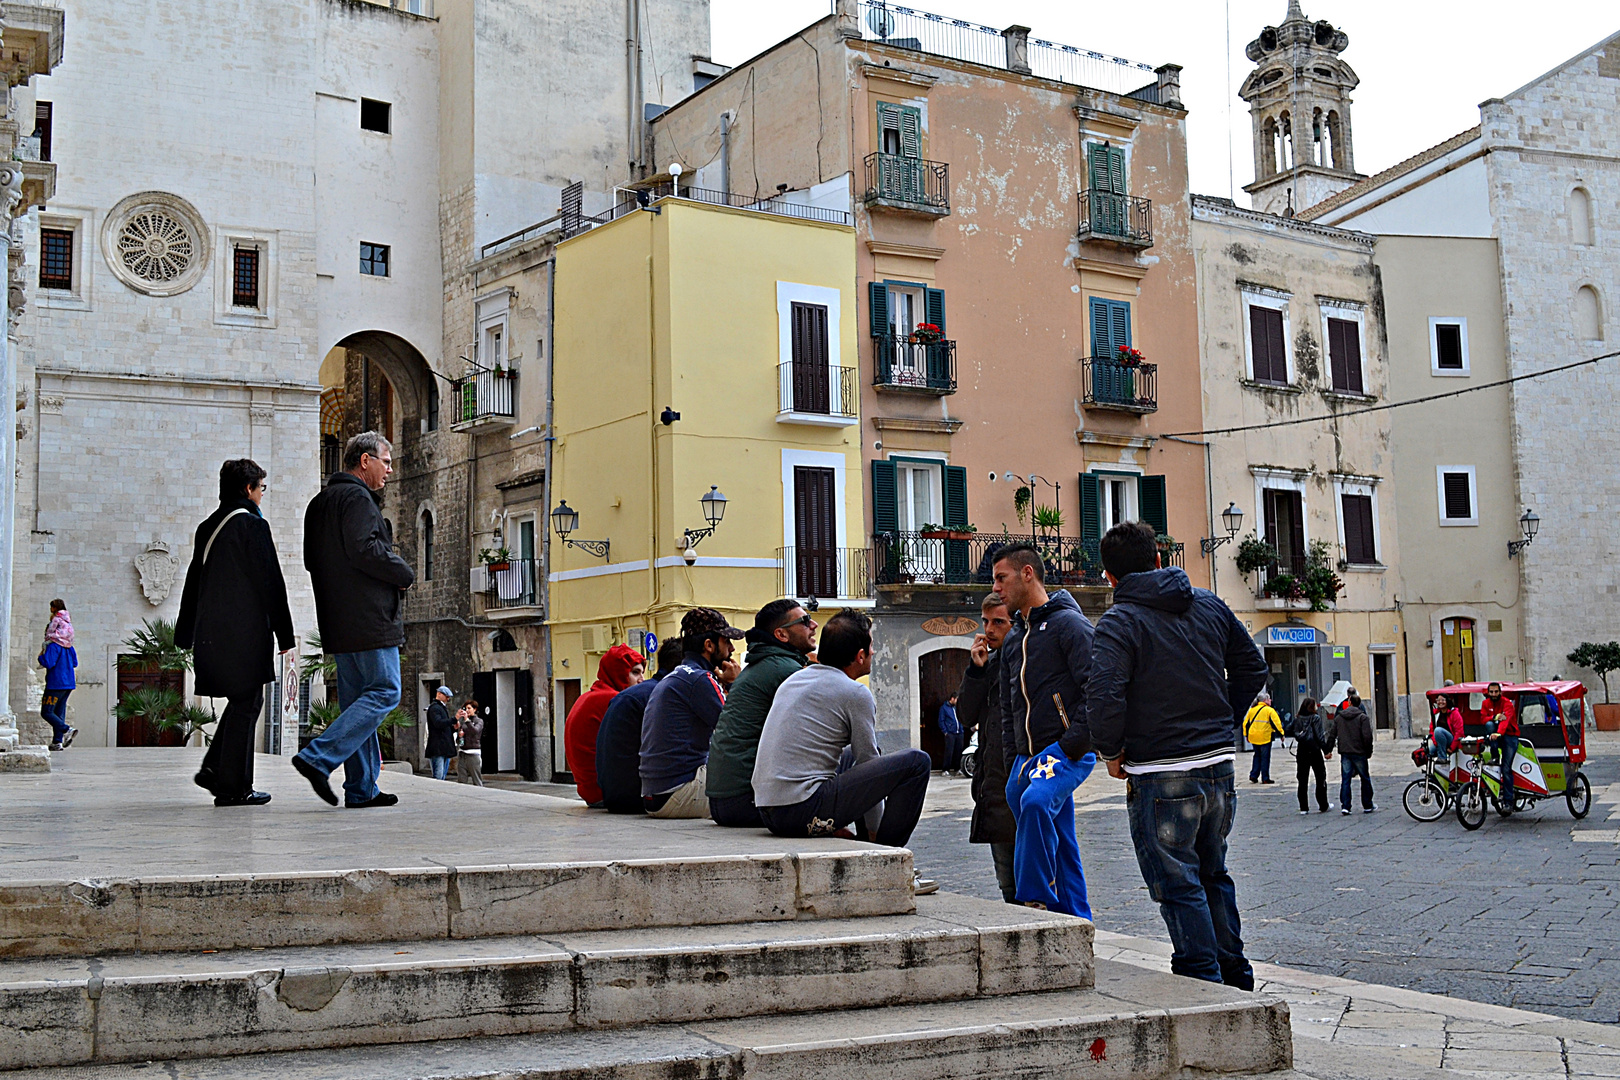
[291,431,415,808]
[1244,691,1285,784]
[993,542,1097,918]
[938,695,963,775]
[597,639,685,813]
[37,599,77,750]
[175,459,296,806]
[1292,698,1330,814]
[424,686,457,780]
[1088,522,1268,990]
[1328,687,1375,814]
[456,702,485,785]
[955,593,1018,903]
[564,643,646,806]
[1480,681,1519,811]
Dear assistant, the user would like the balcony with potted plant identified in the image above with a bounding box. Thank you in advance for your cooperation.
[1081,345,1157,413]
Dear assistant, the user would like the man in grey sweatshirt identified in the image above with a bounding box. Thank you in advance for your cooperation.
[752,610,933,851]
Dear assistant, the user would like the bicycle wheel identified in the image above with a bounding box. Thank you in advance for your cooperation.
[1403,778,1447,822]
[1457,784,1487,830]
[1567,772,1592,819]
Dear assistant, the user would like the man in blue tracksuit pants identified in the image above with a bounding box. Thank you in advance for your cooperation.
[994,542,1097,918]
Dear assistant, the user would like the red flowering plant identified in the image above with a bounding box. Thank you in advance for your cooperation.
[913,322,944,344]
[1115,346,1145,367]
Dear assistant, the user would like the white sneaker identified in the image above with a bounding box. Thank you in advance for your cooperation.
[912,872,939,896]
[1299,809,1309,815]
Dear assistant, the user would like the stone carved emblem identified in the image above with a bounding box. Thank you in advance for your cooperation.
[921,616,979,637]
[133,541,179,606]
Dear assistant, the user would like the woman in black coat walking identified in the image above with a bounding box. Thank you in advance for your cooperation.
[175,459,296,806]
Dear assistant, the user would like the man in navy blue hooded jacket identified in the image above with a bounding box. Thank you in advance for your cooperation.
[1087,522,1268,990]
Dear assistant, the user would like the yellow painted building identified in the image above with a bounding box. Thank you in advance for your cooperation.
[549,195,866,713]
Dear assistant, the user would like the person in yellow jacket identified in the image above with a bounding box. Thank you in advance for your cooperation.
[1244,691,1286,784]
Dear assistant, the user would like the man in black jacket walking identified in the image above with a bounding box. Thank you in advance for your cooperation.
[993,543,1096,918]
[176,459,295,807]
[424,685,457,780]
[954,592,1017,903]
[1088,522,1268,990]
[292,431,415,808]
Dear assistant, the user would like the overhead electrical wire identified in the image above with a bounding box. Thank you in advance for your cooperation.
[1161,350,1619,440]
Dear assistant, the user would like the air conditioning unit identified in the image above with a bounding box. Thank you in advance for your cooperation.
[580,623,617,654]
[470,566,489,593]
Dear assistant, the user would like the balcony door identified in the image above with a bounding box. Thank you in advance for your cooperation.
[790,301,830,413]
[1086,142,1128,235]
[876,101,923,200]
[793,466,838,599]
[1262,488,1307,576]
[873,281,947,389]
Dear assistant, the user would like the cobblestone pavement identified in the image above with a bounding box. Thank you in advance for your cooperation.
[910,734,1620,1025]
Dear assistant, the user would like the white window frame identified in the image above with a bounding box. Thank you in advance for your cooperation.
[1087,464,1142,533]
[1332,475,1382,570]
[895,457,944,534]
[775,280,853,427]
[35,210,92,311]
[1251,467,1310,549]
[780,448,857,602]
[1319,299,1369,397]
[1428,316,1470,376]
[1240,287,1293,385]
[1436,465,1478,527]
[214,227,278,328]
[475,288,513,370]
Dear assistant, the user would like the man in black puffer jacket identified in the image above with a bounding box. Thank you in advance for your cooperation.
[993,543,1096,918]
[1088,522,1267,991]
[292,431,415,810]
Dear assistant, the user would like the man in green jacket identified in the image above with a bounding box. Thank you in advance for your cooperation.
[706,599,819,826]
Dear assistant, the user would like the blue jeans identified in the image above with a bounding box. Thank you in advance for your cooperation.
[41,688,71,742]
[428,755,451,781]
[1248,741,1273,782]
[1498,736,1520,809]
[1126,761,1252,989]
[942,731,963,772]
[1339,753,1373,810]
[296,647,400,803]
[1006,745,1096,918]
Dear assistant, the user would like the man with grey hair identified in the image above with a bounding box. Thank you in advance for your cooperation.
[293,430,415,807]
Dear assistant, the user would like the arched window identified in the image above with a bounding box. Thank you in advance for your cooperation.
[1326,111,1344,170]
[1311,109,1325,166]
[1576,285,1604,341]
[1260,117,1278,177]
[491,629,517,653]
[421,509,435,580]
[1570,187,1595,246]
[1278,111,1294,171]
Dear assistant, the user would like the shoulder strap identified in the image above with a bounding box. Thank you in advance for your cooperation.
[203,508,253,564]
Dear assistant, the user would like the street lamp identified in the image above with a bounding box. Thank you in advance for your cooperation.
[550,500,610,560]
[1200,502,1244,556]
[680,485,729,556]
[1507,508,1540,558]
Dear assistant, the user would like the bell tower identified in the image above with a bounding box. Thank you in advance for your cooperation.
[1240,1,1362,216]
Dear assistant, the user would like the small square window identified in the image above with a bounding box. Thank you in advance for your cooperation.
[1437,467,1477,526]
[39,228,72,290]
[360,98,391,134]
[232,245,260,308]
[1429,317,1469,375]
[360,242,390,277]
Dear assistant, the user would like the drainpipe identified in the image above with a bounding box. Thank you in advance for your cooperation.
[719,111,733,196]
[1163,433,1217,599]
[539,254,557,781]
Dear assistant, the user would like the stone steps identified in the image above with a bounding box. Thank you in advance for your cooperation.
[0,848,914,959]
[2,960,1292,1080]
[0,893,1093,1070]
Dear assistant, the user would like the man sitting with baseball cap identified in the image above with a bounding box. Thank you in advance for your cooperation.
[639,607,746,818]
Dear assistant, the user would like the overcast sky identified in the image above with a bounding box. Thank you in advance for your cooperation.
[708,0,1619,204]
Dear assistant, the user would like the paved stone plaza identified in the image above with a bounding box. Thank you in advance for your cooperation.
[911,734,1620,1025]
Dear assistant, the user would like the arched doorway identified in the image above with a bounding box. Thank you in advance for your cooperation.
[319,330,438,470]
[918,647,971,770]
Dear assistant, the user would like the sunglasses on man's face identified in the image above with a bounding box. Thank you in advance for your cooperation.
[779,615,815,629]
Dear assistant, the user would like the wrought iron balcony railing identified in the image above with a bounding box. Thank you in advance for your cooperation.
[874,335,956,394]
[863,153,950,215]
[1081,356,1157,413]
[1077,189,1153,248]
[480,557,542,610]
[874,532,1107,588]
[1254,554,1311,600]
[778,362,859,419]
[777,546,871,602]
[451,369,516,429]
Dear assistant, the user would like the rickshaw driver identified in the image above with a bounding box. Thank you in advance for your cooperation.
[1481,682,1520,811]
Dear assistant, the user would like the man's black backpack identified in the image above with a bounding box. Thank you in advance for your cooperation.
[1294,711,1325,749]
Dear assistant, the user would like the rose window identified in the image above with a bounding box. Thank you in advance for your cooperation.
[116,210,195,283]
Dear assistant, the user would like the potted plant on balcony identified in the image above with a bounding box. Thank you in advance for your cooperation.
[1301,540,1344,612]
[918,522,975,541]
[1234,534,1278,578]
[1568,642,1620,730]
[1263,572,1304,601]
[1031,505,1063,537]
[479,546,513,574]
[1115,346,1145,368]
[911,322,944,345]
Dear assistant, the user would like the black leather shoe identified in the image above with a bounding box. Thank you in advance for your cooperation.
[345,792,399,809]
[292,755,339,806]
[215,791,272,807]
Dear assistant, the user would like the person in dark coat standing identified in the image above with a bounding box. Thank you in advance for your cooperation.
[424,685,457,780]
[292,431,415,808]
[175,458,295,807]
[955,593,1018,903]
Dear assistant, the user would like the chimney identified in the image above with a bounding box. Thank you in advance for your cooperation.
[1002,25,1031,75]
[835,0,860,40]
[1154,63,1183,109]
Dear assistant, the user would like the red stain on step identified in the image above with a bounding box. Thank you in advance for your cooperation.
[1089,1038,1107,1061]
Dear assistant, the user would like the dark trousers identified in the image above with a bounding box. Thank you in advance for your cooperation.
[989,841,1017,904]
[709,791,763,828]
[199,689,264,797]
[942,731,963,772]
[1296,745,1327,811]
[1499,736,1520,809]
[1339,753,1373,810]
[40,688,72,742]
[1126,761,1252,989]
[759,749,931,847]
[1248,741,1273,782]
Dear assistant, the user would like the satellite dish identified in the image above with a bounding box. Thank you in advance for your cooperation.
[866,4,896,38]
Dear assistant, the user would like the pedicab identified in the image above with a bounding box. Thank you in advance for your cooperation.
[1418,681,1592,830]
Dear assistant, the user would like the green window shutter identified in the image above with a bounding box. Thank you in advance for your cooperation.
[1107,146,1126,194]
[1111,300,1131,347]
[869,280,889,338]
[943,466,969,528]
[1078,473,1101,542]
[1089,298,1131,356]
[1087,143,1110,191]
[1089,297,1111,357]
[1138,475,1168,536]
[877,102,900,142]
[899,105,922,158]
[871,459,898,533]
[925,288,946,333]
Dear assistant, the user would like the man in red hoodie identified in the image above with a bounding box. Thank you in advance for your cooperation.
[566,643,646,806]
[1481,681,1519,811]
